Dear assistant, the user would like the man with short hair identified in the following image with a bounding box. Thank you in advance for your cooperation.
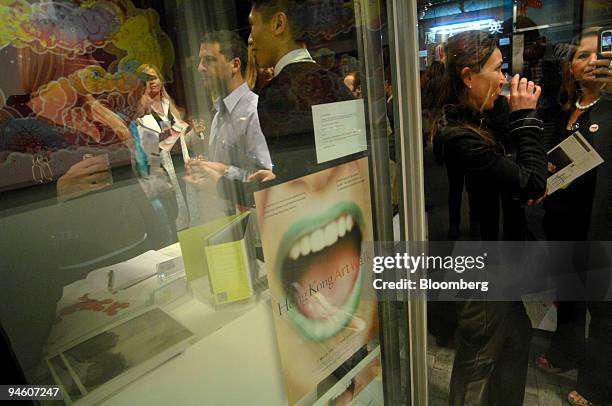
[248,0,354,182]
[187,30,272,220]
[194,30,272,181]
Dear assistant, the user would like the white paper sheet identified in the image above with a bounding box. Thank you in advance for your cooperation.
[312,99,367,163]
[547,131,604,195]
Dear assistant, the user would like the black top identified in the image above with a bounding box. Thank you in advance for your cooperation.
[257,61,354,182]
[433,106,547,240]
[544,96,612,241]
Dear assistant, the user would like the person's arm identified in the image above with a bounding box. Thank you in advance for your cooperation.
[215,109,275,205]
[224,109,273,181]
[447,110,546,200]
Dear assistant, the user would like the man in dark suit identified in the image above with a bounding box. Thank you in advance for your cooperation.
[248,0,354,182]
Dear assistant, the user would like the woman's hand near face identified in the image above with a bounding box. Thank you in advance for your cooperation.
[590,51,612,85]
[506,74,542,112]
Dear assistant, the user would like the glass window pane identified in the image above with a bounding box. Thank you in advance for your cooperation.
[0,1,397,404]
[418,0,612,405]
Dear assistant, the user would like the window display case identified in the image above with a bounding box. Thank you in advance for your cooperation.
[0,0,409,404]
[7,0,609,404]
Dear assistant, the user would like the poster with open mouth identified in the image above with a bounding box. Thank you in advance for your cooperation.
[254,157,378,405]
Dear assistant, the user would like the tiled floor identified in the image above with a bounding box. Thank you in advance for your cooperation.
[427,332,577,406]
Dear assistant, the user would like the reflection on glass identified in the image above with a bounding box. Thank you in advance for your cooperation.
[420,0,612,404]
[0,0,181,381]
[1,1,392,405]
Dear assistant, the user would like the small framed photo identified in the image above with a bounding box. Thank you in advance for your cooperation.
[46,307,193,404]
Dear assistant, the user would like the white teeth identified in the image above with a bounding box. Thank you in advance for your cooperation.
[311,229,325,253]
[300,235,311,257]
[346,214,354,231]
[288,214,356,261]
[337,216,347,238]
[289,244,301,260]
[324,222,338,247]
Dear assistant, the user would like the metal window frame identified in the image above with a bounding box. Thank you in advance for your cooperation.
[353,0,402,403]
[387,0,429,405]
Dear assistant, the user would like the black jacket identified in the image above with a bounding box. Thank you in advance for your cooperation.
[433,106,547,240]
[257,61,354,182]
[544,95,612,241]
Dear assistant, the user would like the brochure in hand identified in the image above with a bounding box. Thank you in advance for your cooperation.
[547,130,604,195]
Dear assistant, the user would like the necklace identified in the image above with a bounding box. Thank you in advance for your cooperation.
[152,103,163,114]
[575,97,600,110]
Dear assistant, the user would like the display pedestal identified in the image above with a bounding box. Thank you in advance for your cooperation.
[101,295,289,405]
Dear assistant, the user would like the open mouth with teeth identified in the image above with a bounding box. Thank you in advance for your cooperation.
[276,202,365,341]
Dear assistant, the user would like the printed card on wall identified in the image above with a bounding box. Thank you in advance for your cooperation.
[254,157,378,405]
[312,99,368,163]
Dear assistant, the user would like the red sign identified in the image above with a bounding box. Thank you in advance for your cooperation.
[528,0,543,8]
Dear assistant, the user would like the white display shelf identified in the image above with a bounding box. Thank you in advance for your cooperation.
[60,242,382,406]
[101,294,289,406]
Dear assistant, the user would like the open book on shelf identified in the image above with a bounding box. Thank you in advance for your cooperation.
[178,211,258,306]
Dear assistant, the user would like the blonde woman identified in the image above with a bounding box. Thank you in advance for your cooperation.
[133,64,190,230]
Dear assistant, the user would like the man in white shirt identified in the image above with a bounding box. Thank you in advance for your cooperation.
[186,30,272,220]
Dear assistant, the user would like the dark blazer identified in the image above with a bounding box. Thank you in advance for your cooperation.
[433,106,547,240]
[257,61,354,182]
[544,95,612,241]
